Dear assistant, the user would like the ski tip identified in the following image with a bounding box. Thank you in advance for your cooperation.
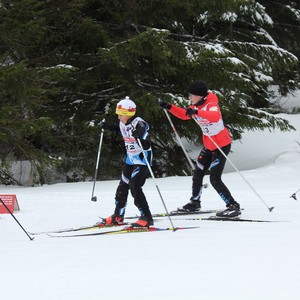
[174,226,200,231]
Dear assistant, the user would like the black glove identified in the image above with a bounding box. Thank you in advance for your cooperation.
[158,98,171,110]
[186,108,198,116]
[98,119,107,129]
[131,129,139,138]
[139,139,151,150]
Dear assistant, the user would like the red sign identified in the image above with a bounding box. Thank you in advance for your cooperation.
[0,194,20,214]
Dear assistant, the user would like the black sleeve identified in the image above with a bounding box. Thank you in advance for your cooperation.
[133,121,151,150]
[100,122,120,134]
[132,121,146,139]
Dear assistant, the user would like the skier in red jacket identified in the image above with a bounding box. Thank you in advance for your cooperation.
[159,80,241,217]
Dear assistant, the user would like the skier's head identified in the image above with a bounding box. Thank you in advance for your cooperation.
[188,80,208,97]
[116,97,136,116]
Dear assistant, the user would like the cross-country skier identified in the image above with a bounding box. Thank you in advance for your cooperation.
[102,97,154,227]
[159,80,241,218]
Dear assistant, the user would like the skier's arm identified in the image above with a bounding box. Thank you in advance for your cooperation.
[169,104,191,120]
[186,103,221,122]
[132,121,151,150]
[98,119,120,133]
[159,98,190,120]
[196,103,221,122]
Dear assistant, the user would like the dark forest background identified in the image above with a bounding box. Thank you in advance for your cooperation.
[1,0,300,185]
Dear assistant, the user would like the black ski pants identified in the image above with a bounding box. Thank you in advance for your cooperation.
[192,144,235,206]
[114,163,152,218]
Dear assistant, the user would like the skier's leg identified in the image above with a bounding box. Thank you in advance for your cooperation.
[129,165,153,226]
[178,147,211,212]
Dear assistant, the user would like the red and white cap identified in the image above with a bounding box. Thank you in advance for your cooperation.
[116,96,136,116]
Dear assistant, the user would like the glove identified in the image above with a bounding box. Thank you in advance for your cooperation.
[139,139,151,150]
[186,108,198,117]
[131,129,139,138]
[98,119,107,129]
[158,98,171,110]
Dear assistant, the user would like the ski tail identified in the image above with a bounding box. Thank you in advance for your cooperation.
[30,222,128,235]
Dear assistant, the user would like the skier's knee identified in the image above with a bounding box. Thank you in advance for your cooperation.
[210,174,221,188]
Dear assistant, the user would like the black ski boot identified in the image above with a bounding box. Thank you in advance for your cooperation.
[216,202,241,218]
[177,200,201,212]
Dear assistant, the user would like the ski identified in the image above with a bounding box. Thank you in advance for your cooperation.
[29,222,129,235]
[195,216,282,223]
[124,209,218,220]
[154,208,246,219]
[48,226,200,238]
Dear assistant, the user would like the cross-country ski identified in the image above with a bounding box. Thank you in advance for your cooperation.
[29,222,129,235]
[48,225,200,238]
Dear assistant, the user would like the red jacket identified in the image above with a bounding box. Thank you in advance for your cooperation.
[169,92,232,151]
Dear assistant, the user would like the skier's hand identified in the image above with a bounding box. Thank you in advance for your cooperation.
[186,108,198,116]
[98,119,107,128]
[158,98,171,110]
[131,129,139,138]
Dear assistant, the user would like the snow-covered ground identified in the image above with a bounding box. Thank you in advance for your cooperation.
[270,86,300,113]
[1,113,300,300]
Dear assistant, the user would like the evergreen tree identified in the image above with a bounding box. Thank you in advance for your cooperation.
[93,0,299,176]
[259,0,300,58]
[0,0,299,183]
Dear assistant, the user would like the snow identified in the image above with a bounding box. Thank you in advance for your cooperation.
[1,114,300,300]
[270,87,300,113]
[204,42,232,55]
[226,56,247,66]
[286,5,300,20]
[228,113,300,171]
[221,12,238,22]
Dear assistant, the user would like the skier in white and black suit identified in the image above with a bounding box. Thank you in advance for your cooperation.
[103,97,154,227]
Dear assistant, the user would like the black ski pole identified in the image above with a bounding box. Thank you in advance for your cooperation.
[0,198,34,241]
[290,188,300,200]
[91,120,105,202]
